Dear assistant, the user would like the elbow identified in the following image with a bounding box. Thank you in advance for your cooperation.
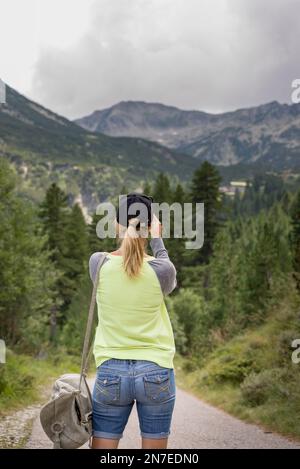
[165,263,177,295]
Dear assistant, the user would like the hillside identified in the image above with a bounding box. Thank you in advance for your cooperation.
[176,292,300,439]
[0,86,199,210]
[75,100,300,171]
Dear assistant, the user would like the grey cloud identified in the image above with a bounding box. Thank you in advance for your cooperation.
[31,0,300,119]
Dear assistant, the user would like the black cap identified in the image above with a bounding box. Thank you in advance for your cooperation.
[116,193,153,228]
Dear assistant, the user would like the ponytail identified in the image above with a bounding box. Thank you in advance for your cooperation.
[118,218,148,278]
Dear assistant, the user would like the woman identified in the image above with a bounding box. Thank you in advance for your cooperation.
[88,193,177,449]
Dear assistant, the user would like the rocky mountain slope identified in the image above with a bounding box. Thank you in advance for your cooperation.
[0,86,199,211]
[76,100,300,171]
[0,86,198,176]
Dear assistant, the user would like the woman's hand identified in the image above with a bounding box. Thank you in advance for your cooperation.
[150,214,162,238]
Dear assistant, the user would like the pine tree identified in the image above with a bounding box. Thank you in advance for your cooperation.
[173,182,186,205]
[66,204,89,273]
[189,161,222,263]
[88,212,117,255]
[39,183,69,264]
[39,183,70,336]
[60,204,89,313]
[143,181,152,197]
[88,213,103,254]
[0,159,57,349]
[120,184,128,196]
[152,173,173,204]
[166,182,187,287]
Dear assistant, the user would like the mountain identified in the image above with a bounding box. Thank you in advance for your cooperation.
[0,86,199,176]
[0,86,199,211]
[75,100,300,171]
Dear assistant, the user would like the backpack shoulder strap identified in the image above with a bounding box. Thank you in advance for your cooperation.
[79,252,108,388]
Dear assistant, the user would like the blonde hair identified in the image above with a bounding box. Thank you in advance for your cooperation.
[117,218,149,278]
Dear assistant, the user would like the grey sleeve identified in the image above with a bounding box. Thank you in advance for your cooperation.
[89,252,108,284]
[149,238,177,296]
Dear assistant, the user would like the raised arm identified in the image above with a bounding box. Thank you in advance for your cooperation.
[148,216,177,295]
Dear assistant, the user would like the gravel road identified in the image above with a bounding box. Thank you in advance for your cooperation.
[21,378,299,449]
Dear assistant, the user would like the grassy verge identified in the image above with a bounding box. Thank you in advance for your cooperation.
[174,297,300,441]
[0,349,82,416]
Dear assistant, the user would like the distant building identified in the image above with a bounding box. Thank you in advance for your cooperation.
[219,186,236,197]
[219,180,249,197]
[230,181,248,188]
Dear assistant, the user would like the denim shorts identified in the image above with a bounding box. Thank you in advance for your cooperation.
[92,358,176,440]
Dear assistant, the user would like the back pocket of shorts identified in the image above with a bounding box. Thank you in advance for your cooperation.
[144,370,171,402]
[95,375,121,405]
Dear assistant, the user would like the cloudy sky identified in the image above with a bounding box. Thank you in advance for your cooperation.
[0,0,299,119]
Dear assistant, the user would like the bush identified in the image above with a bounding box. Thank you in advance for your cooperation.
[59,275,92,353]
[207,355,254,384]
[0,351,35,404]
[199,336,262,385]
[240,368,290,407]
[0,349,81,414]
[182,357,199,373]
[165,296,188,355]
[169,288,211,356]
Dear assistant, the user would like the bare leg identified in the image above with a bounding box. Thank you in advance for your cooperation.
[142,438,168,449]
[91,437,120,449]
